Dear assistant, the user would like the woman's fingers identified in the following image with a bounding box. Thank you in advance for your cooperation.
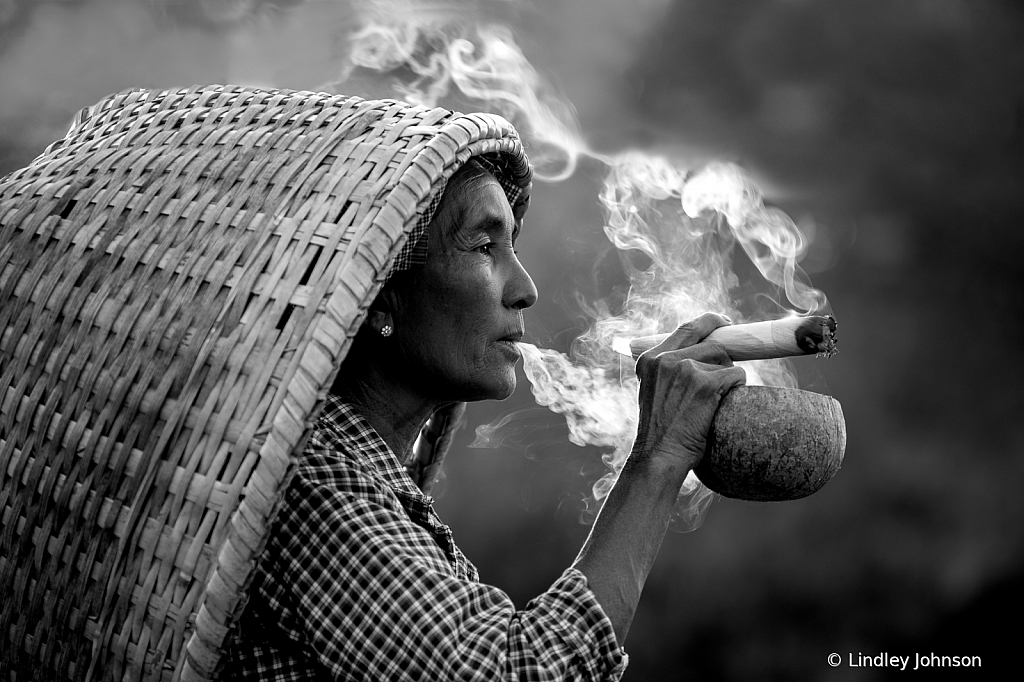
[657,342,733,367]
[633,354,746,456]
[712,364,747,395]
[636,312,733,375]
[651,357,746,404]
[653,312,731,353]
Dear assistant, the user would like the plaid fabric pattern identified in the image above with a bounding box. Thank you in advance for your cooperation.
[222,396,627,681]
[387,154,526,280]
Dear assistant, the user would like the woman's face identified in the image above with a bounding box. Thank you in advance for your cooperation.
[387,173,538,403]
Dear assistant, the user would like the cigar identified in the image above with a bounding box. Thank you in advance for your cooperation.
[625,315,838,361]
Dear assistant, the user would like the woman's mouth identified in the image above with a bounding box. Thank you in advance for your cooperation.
[496,335,523,356]
[498,329,525,344]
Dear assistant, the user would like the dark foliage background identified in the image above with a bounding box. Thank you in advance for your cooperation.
[2,1,1021,679]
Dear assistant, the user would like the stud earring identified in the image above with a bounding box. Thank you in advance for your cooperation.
[380,324,393,337]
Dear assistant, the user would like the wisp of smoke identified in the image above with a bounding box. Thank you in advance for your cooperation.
[469,406,554,450]
[329,0,828,530]
[335,0,580,180]
[513,151,819,530]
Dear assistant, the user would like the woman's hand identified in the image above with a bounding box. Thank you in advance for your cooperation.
[630,313,747,481]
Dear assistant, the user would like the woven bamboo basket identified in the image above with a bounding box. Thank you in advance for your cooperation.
[0,84,532,681]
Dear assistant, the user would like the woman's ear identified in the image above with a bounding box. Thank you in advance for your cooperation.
[366,307,393,333]
[365,284,398,336]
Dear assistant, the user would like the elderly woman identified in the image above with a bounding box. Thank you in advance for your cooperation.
[223,156,746,680]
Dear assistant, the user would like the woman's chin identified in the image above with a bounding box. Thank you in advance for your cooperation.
[461,370,517,403]
[491,376,517,401]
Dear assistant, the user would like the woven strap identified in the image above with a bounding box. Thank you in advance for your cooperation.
[407,402,467,494]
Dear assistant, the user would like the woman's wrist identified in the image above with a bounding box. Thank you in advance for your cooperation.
[576,444,692,644]
[621,444,698,497]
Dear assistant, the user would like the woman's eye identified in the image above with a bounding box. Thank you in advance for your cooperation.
[476,243,494,255]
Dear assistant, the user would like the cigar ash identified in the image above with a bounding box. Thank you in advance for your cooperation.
[795,314,838,358]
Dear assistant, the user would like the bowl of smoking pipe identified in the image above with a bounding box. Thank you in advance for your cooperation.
[696,386,846,501]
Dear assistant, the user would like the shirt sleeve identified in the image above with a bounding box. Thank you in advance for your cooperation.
[269,469,628,682]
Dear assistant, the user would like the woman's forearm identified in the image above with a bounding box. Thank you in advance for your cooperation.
[570,454,690,645]
[572,314,746,646]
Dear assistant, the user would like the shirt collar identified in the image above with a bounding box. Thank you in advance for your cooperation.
[316,395,432,502]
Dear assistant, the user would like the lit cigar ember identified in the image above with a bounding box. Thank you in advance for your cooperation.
[625,315,838,361]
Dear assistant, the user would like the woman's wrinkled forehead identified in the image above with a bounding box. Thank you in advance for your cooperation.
[437,175,518,251]
[386,156,525,280]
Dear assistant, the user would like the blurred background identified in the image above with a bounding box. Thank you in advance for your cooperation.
[1,1,1020,679]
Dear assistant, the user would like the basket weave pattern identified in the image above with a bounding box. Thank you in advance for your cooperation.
[0,84,530,681]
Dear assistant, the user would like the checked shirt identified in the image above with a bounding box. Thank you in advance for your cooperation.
[222,396,627,680]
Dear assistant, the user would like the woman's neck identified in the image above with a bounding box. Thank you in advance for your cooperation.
[332,359,438,460]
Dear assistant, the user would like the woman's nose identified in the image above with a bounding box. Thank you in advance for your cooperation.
[506,255,538,310]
